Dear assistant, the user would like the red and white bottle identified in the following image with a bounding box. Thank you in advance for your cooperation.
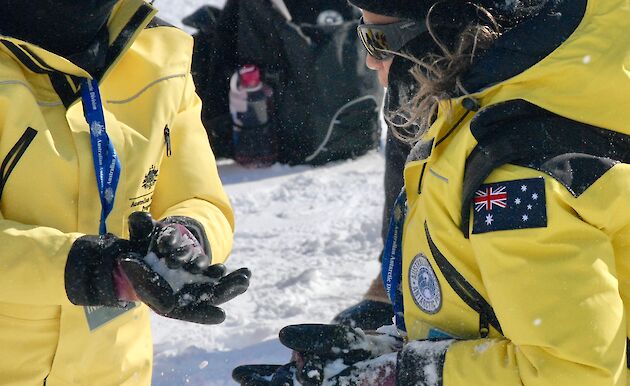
[229,64,276,167]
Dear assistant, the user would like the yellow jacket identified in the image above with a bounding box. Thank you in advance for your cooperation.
[0,1,234,385]
[395,1,630,385]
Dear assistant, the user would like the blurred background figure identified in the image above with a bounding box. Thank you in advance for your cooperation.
[183,0,383,167]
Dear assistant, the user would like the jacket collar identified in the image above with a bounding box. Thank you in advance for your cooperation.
[462,0,586,93]
[0,0,156,108]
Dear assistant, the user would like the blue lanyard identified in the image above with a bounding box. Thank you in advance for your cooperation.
[381,189,407,332]
[81,78,121,235]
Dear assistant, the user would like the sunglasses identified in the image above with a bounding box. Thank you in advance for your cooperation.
[357,17,427,61]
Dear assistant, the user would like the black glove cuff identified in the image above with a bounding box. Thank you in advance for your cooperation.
[396,339,454,386]
[65,234,127,307]
[162,216,212,261]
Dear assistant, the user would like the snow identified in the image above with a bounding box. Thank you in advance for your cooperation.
[403,340,454,386]
[148,2,386,384]
[151,153,384,385]
[144,252,213,293]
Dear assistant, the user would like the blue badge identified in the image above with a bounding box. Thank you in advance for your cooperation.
[382,190,407,332]
[472,177,547,234]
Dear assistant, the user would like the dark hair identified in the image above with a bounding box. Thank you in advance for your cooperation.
[387,2,501,143]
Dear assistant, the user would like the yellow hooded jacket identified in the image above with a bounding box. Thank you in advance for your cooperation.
[0,1,234,385]
[395,1,630,385]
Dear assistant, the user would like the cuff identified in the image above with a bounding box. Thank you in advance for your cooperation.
[64,235,123,306]
[396,339,454,386]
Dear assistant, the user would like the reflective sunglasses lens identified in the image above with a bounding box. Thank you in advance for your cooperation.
[357,25,392,60]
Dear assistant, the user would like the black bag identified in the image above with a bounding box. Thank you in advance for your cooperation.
[184,4,236,159]
[185,0,384,165]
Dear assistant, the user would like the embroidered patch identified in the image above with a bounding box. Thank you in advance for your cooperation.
[142,165,159,190]
[408,253,442,314]
[472,177,547,234]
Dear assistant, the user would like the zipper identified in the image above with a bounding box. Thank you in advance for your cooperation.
[164,125,172,157]
[424,221,503,337]
[434,97,480,148]
[0,127,38,200]
[415,99,480,209]
[434,110,471,148]
[415,113,460,194]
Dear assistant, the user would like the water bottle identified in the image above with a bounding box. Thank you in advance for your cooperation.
[229,64,277,167]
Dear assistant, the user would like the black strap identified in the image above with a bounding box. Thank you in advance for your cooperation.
[1,40,51,74]
[424,222,503,336]
[0,127,37,200]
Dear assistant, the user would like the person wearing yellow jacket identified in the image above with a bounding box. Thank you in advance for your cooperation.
[232,0,630,385]
[0,1,251,385]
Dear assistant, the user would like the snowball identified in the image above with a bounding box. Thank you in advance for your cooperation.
[144,252,213,292]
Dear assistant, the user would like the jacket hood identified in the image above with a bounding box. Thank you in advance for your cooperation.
[0,0,118,57]
[0,0,157,107]
[464,0,630,136]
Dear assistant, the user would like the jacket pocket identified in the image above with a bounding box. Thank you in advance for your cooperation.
[0,127,37,200]
[0,302,59,384]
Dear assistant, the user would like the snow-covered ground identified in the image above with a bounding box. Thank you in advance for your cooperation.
[150,1,386,384]
[152,154,384,386]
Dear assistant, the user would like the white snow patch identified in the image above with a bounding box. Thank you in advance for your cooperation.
[404,340,454,386]
[307,369,322,380]
[144,252,212,292]
[152,0,226,32]
[474,341,494,354]
[151,151,385,385]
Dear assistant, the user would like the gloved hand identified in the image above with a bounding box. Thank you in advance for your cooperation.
[127,211,214,274]
[119,211,251,324]
[232,324,403,386]
[332,300,394,331]
[65,233,132,307]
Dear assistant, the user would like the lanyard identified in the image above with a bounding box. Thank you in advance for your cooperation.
[81,78,121,235]
[381,189,407,332]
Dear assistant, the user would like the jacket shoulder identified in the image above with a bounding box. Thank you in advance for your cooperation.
[130,16,194,73]
[460,99,630,235]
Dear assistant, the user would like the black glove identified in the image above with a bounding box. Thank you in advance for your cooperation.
[233,363,294,386]
[232,324,403,386]
[332,299,394,331]
[64,233,131,307]
[127,211,213,273]
[120,211,251,324]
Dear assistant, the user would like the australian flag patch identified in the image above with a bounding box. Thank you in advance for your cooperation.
[472,177,547,234]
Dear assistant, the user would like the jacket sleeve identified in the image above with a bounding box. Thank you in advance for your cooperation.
[150,74,235,265]
[0,211,82,306]
[397,164,627,386]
